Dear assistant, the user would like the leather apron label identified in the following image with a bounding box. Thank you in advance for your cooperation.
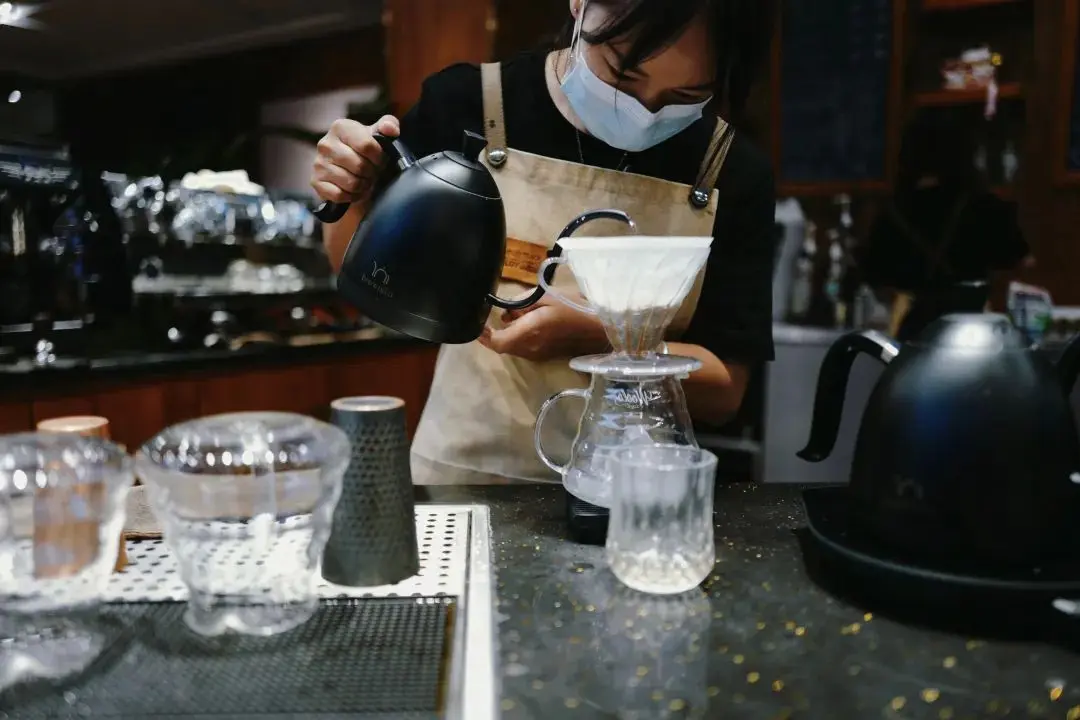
[500,237,549,286]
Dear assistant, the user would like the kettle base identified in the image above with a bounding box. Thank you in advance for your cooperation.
[801,486,1080,644]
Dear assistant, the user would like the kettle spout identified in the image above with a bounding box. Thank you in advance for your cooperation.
[797,330,900,463]
[1057,333,1080,396]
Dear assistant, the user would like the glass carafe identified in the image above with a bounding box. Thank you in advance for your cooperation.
[534,354,700,509]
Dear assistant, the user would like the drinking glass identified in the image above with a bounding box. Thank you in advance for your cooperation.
[0,433,132,689]
[136,412,349,637]
[605,444,717,595]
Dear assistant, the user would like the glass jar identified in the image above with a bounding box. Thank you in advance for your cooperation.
[136,412,349,637]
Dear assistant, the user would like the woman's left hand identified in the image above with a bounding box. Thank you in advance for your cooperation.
[479,295,608,362]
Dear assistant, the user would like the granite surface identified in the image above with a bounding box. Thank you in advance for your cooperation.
[419,484,1080,720]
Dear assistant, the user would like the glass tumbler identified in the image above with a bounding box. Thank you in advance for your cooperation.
[0,433,132,688]
[605,444,717,595]
[136,412,349,637]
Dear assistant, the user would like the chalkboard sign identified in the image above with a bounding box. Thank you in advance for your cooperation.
[777,0,896,189]
[1061,0,1080,180]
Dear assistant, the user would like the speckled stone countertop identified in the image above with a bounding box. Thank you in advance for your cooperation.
[417,484,1080,720]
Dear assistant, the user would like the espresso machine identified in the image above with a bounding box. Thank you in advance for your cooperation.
[0,143,131,364]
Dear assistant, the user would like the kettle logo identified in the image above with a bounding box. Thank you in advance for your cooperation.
[892,475,925,502]
[361,260,394,298]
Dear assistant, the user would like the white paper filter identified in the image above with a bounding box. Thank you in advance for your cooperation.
[558,236,713,313]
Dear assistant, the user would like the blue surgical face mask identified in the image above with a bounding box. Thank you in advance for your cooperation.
[559,4,711,153]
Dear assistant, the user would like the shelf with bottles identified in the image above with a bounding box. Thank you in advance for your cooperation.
[970,102,1024,190]
[909,0,1032,100]
[913,81,1022,107]
[922,0,1027,13]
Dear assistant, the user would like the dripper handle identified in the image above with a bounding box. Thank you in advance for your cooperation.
[538,257,596,315]
[535,388,589,477]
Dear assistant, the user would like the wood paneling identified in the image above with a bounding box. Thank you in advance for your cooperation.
[0,403,31,434]
[493,0,565,59]
[3,346,440,450]
[31,398,97,427]
[384,0,495,115]
[96,385,168,450]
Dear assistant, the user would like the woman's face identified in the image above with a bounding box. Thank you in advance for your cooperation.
[572,2,716,113]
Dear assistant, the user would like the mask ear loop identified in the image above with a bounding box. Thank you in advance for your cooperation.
[568,0,588,71]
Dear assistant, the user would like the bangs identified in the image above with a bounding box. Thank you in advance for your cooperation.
[583,1,707,76]
[559,0,777,119]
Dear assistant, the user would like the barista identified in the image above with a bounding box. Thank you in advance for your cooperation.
[312,0,778,485]
[861,111,1034,341]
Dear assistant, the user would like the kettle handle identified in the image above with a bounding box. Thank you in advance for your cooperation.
[313,132,417,224]
[488,209,636,312]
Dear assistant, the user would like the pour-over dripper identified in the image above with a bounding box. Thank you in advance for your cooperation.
[538,236,713,355]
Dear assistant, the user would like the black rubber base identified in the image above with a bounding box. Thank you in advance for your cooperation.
[801,486,1080,648]
[566,491,609,546]
[3,597,456,719]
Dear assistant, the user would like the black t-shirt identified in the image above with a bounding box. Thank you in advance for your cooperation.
[862,186,1029,292]
[398,49,776,363]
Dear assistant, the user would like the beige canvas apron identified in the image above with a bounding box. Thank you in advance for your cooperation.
[410,61,735,485]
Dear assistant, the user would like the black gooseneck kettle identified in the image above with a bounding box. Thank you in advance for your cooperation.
[315,130,631,344]
[798,313,1080,570]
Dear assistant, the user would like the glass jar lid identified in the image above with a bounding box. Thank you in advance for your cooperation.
[138,412,349,476]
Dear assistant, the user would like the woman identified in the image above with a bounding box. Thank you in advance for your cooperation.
[861,111,1033,342]
[312,0,777,485]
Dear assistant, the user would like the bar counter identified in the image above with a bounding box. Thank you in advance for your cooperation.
[421,483,1080,720]
[0,336,440,445]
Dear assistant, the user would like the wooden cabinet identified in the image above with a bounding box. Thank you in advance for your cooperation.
[4,344,440,450]
[383,0,496,114]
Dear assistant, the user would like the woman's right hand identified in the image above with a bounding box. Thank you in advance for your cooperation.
[311,115,401,205]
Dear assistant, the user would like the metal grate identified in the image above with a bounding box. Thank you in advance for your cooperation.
[1,598,453,719]
[2,505,497,720]
[102,507,470,603]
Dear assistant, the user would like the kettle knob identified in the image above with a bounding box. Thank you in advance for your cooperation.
[461,131,489,163]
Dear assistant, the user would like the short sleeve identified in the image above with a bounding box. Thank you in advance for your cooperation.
[681,144,777,363]
[861,210,922,290]
[397,64,483,159]
[378,64,482,194]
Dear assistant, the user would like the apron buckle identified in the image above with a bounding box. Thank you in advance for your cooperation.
[487,148,508,167]
[689,188,710,209]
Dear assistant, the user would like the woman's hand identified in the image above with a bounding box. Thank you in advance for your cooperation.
[311,115,400,205]
[479,295,609,362]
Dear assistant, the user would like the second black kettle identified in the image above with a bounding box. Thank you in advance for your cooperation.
[798,313,1080,570]
[316,130,630,344]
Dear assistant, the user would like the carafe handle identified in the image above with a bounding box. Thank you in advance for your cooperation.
[534,388,590,476]
[537,257,596,315]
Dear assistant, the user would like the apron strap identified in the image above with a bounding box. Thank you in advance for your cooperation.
[689,118,735,209]
[480,62,509,168]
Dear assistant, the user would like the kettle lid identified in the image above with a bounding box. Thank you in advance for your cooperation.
[914,313,1028,351]
[420,130,501,200]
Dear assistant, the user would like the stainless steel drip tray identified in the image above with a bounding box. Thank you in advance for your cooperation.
[1,505,497,720]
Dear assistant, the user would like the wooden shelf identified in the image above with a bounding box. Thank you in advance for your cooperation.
[923,0,1026,11]
[913,82,1023,106]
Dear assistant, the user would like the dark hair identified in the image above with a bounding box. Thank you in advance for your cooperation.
[556,0,777,121]
[895,109,983,205]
